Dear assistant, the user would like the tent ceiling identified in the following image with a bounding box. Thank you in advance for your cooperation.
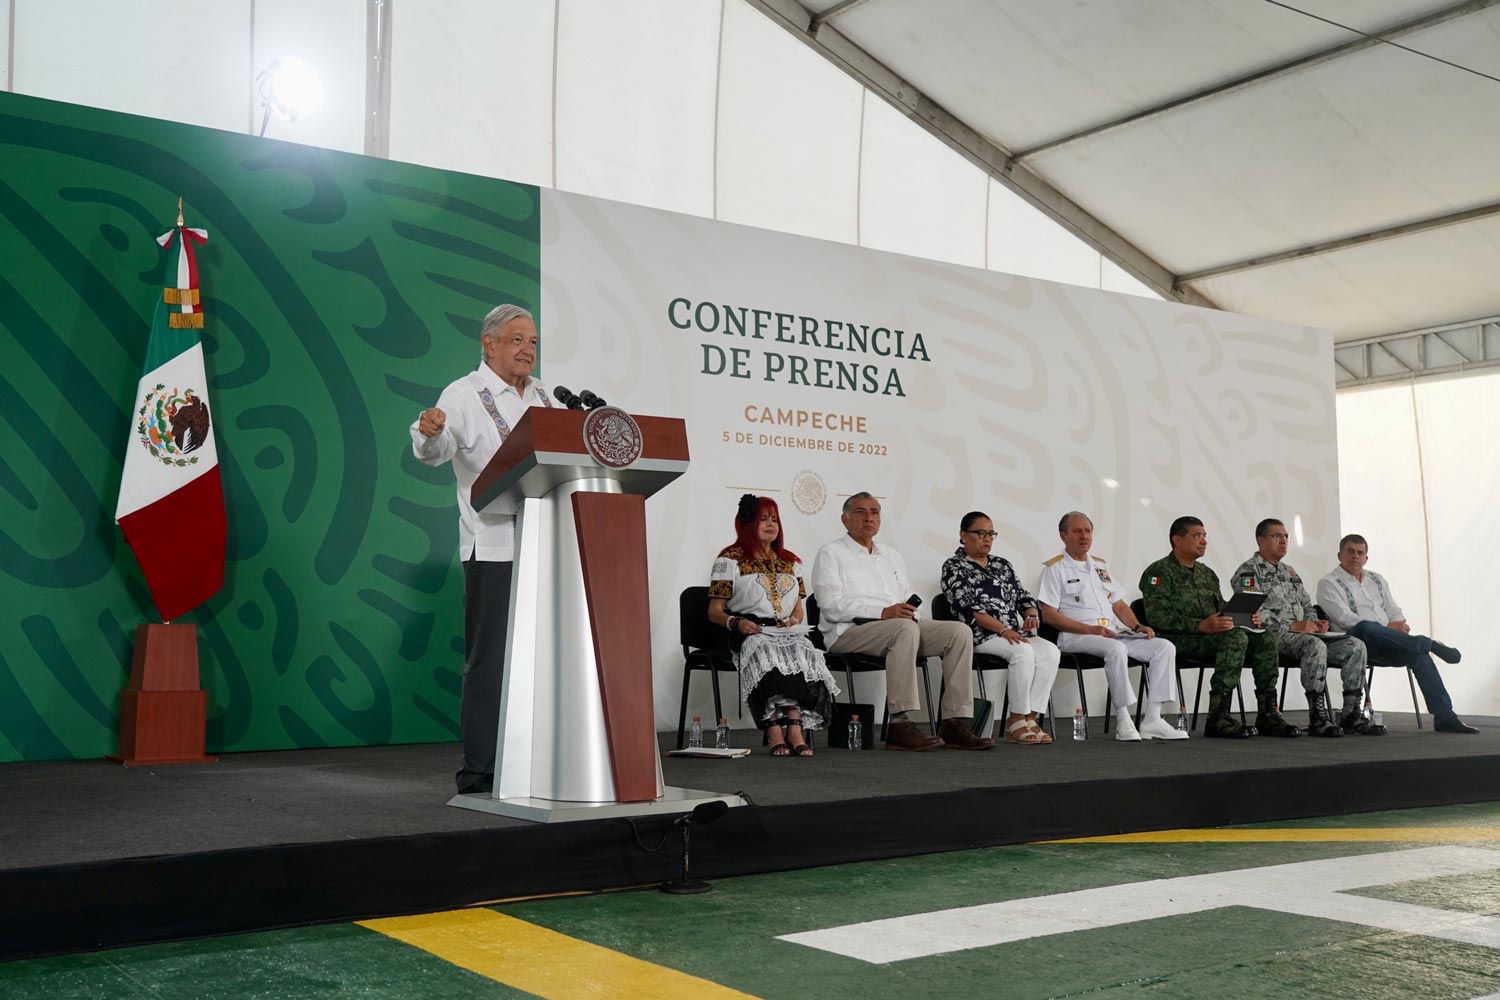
[776,0,1500,342]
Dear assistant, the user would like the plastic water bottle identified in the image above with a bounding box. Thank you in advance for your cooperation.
[688,716,703,748]
[715,718,731,749]
[1073,708,1086,741]
[1176,704,1190,733]
[848,714,863,751]
[1364,695,1382,728]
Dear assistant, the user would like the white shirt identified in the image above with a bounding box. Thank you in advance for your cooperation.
[1315,565,1404,631]
[810,533,918,644]
[1037,552,1125,630]
[409,365,551,562]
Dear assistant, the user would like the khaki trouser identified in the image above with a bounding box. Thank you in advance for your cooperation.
[829,619,973,718]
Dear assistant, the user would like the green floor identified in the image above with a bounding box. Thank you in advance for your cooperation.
[8,802,1500,999]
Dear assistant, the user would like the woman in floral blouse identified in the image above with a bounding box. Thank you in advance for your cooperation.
[708,495,839,756]
[940,511,1061,745]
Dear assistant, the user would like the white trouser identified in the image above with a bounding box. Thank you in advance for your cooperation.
[974,634,1061,716]
[1056,632,1177,708]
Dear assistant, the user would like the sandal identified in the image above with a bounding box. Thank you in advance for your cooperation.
[1027,720,1053,745]
[1004,719,1043,745]
[784,718,814,756]
[767,723,790,757]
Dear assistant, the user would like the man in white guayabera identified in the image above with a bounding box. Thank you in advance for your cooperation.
[1036,511,1187,741]
[411,304,553,793]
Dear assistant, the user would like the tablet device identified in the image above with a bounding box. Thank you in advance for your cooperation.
[1221,590,1267,629]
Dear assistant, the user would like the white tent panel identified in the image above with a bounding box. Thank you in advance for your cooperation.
[388,0,553,186]
[1101,258,1162,300]
[1194,217,1500,341]
[0,0,11,91]
[715,0,862,243]
[252,0,366,153]
[554,0,719,217]
[1414,372,1500,715]
[13,0,251,134]
[985,178,1100,288]
[823,0,1455,151]
[858,94,986,268]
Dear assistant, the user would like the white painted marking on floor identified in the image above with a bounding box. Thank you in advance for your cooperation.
[779,846,1500,965]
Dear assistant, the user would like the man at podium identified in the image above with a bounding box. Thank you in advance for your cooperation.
[410,303,554,793]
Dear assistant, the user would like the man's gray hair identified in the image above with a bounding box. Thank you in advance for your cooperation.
[1058,510,1092,533]
[479,303,533,360]
[842,491,879,516]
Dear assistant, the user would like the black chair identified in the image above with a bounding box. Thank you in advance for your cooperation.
[1132,599,1244,730]
[932,593,1056,739]
[807,594,936,739]
[675,586,741,749]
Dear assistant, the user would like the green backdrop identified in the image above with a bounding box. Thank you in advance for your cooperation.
[0,92,541,761]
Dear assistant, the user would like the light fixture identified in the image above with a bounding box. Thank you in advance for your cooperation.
[1101,477,1119,490]
[1293,514,1305,547]
[254,57,325,136]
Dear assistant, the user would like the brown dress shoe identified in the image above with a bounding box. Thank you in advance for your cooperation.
[937,718,997,750]
[884,719,944,751]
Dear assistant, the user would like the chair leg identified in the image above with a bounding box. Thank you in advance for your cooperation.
[1046,697,1057,738]
[1279,666,1290,711]
[1192,669,1206,730]
[1134,666,1147,727]
[975,669,987,701]
[880,699,889,742]
[921,661,936,735]
[1103,689,1113,733]
[845,667,857,704]
[709,667,725,729]
[676,664,694,750]
[1235,681,1247,726]
[1076,669,1091,739]
[1408,667,1423,729]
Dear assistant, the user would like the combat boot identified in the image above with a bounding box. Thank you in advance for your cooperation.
[1341,689,1387,735]
[1255,690,1301,738]
[1203,689,1254,739]
[1304,689,1343,737]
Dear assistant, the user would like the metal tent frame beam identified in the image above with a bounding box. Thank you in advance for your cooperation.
[1013,0,1500,161]
[1334,315,1500,387]
[742,0,1218,310]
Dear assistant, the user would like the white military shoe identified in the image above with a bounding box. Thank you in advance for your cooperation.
[1139,717,1189,741]
[1113,715,1142,741]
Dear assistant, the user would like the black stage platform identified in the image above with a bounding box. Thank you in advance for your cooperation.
[3,712,1498,960]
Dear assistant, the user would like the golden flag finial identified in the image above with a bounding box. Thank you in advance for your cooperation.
[176,197,184,228]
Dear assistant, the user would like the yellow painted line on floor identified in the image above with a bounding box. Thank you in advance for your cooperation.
[359,907,760,1000]
[1049,826,1500,844]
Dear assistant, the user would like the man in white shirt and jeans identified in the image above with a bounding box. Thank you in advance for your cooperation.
[1315,533,1475,734]
[411,304,554,792]
[811,492,994,751]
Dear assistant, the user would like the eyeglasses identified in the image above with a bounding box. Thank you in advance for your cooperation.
[964,530,998,540]
[1266,533,1290,541]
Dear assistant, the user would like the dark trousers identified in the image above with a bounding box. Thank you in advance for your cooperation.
[457,558,513,793]
[1347,621,1455,723]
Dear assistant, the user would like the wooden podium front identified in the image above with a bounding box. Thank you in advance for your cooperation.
[449,407,742,822]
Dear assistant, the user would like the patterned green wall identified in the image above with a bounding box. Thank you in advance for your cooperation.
[0,93,540,761]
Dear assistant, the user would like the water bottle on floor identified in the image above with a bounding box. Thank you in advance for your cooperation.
[1364,695,1382,729]
[1073,708,1086,741]
[848,714,863,751]
[688,716,703,748]
[1177,704,1190,733]
[715,718,731,749]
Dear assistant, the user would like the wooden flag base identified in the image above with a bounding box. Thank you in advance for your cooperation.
[108,623,217,766]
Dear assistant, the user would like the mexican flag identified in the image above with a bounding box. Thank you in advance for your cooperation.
[114,218,226,621]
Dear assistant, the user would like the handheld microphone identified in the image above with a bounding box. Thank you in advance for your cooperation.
[552,385,585,410]
[578,389,608,410]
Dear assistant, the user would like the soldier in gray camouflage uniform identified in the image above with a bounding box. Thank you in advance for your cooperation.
[1231,518,1383,737]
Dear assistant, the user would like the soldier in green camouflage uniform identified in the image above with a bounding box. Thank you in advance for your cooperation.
[1140,516,1299,739]
[1231,518,1383,737]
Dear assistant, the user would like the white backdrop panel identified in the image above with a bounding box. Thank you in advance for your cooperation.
[1413,375,1500,717]
[858,96,987,268]
[13,0,250,134]
[388,0,553,185]
[540,189,1338,728]
[252,0,365,153]
[1,0,11,91]
[554,0,718,217]
[715,0,862,244]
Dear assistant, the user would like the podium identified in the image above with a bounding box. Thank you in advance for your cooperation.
[447,407,743,823]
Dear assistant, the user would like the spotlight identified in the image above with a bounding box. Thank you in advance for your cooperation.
[254,57,324,136]
[660,801,731,895]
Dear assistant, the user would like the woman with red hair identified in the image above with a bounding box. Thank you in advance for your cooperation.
[708,495,839,756]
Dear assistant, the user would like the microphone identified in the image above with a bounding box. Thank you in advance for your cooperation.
[578,389,608,410]
[552,385,585,410]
